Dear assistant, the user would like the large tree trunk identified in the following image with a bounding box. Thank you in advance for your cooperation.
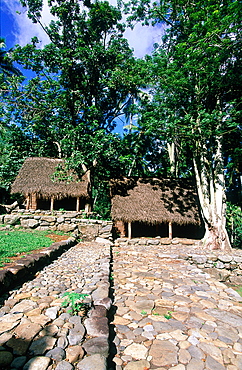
[193,135,231,251]
[167,142,177,177]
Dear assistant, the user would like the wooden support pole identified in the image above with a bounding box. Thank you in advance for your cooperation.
[31,193,37,210]
[50,197,54,212]
[26,196,30,210]
[76,197,80,212]
[128,221,132,239]
[85,202,91,213]
[169,222,173,239]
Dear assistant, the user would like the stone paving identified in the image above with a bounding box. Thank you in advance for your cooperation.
[111,242,242,370]
[0,242,111,370]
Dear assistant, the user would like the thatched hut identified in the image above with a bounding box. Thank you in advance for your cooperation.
[11,157,91,212]
[110,177,204,239]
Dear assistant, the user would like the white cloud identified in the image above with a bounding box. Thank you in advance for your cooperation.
[2,0,164,56]
[2,0,51,46]
[125,23,164,58]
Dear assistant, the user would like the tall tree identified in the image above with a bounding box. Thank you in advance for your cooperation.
[2,0,143,208]
[125,0,242,250]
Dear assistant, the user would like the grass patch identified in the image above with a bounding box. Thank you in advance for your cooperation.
[0,229,61,268]
[235,286,242,297]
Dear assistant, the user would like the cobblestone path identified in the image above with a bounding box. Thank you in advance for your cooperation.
[111,243,242,370]
[0,242,111,370]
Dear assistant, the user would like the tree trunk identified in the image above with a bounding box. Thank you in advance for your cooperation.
[167,142,176,176]
[81,163,92,212]
[193,135,231,251]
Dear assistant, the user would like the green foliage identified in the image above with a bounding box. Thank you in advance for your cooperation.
[0,230,53,267]
[0,124,36,195]
[61,292,89,315]
[6,0,141,166]
[0,38,22,77]
[123,0,242,244]
[235,286,242,297]
[0,0,148,213]
[226,203,242,248]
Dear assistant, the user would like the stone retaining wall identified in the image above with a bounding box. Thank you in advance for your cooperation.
[115,237,242,285]
[0,211,113,241]
[0,237,77,296]
[187,254,242,285]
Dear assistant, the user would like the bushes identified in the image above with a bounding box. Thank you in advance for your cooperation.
[226,202,242,248]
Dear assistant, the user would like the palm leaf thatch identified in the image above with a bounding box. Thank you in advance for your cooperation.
[110,177,201,225]
[11,157,90,200]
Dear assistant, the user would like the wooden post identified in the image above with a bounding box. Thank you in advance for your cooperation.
[169,222,172,239]
[50,196,54,212]
[31,193,37,210]
[85,202,91,213]
[26,196,30,210]
[76,197,80,212]
[128,221,132,239]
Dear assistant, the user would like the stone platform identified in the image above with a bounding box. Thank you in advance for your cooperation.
[111,243,242,370]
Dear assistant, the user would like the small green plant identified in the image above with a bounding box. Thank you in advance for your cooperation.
[213,262,217,267]
[152,311,161,316]
[110,273,114,281]
[61,292,89,315]
[141,310,147,315]
[164,311,173,319]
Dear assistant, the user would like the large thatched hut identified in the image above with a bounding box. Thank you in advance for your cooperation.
[110,177,204,239]
[11,157,91,212]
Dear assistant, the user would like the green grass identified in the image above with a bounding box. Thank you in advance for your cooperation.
[235,286,242,297]
[0,229,56,268]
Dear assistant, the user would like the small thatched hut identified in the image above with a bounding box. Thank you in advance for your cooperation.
[110,177,204,239]
[11,157,91,212]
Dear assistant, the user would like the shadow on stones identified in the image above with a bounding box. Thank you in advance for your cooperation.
[107,246,117,370]
[0,335,53,369]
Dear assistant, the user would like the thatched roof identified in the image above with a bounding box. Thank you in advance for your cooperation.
[110,177,201,225]
[11,157,90,200]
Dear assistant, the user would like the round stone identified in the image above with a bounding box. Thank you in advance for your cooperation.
[123,343,148,360]
[0,351,13,366]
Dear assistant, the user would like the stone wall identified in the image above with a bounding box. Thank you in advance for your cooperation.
[0,211,113,242]
[114,237,242,285]
[187,254,242,285]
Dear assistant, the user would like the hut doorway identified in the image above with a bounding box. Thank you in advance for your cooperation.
[131,222,168,238]
[172,223,205,239]
[119,221,205,239]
